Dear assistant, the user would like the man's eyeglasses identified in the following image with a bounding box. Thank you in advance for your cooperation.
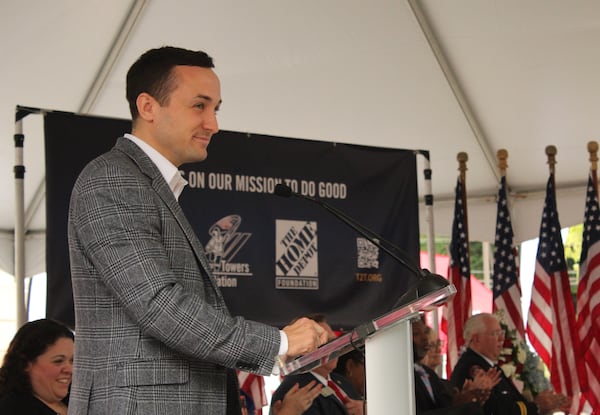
[428,339,444,349]
[482,330,505,338]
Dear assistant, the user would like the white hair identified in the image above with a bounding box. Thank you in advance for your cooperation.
[463,313,499,344]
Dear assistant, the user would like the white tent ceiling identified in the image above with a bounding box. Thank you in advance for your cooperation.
[1,0,599,277]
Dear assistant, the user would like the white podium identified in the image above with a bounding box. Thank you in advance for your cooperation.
[364,318,415,414]
[279,284,456,414]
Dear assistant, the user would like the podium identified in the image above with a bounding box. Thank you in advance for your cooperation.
[279,284,456,414]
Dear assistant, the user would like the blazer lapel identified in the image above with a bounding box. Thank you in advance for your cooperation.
[114,137,225,304]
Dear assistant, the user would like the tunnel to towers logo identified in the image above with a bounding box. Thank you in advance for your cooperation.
[275,220,319,290]
[204,215,252,287]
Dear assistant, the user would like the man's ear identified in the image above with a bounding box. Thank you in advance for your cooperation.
[136,92,157,122]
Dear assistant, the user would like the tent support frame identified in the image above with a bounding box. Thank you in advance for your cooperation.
[14,116,26,327]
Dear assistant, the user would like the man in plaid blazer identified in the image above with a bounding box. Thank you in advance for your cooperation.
[67,46,327,415]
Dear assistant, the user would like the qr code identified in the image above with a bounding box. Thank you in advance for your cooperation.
[357,238,379,269]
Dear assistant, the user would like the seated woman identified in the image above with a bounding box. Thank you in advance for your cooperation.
[0,318,74,415]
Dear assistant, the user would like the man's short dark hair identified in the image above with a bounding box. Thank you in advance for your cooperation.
[126,46,215,120]
[334,347,365,376]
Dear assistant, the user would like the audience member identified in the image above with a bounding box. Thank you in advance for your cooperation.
[0,319,74,415]
[333,348,365,399]
[413,318,499,415]
[421,325,443,372]
[450,313,570,415]
[271,314,364,415]
[271,381,323,415]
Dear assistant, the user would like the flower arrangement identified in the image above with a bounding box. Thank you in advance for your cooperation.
[496,314,551,399]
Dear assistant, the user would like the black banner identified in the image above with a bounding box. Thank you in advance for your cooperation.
[44,111,419,330]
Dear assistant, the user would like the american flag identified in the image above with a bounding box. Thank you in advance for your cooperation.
[576,173,600,412]
[527,174,582,399]
[441,176,471,376]
[492,176,525,340]
[238,371,268,414]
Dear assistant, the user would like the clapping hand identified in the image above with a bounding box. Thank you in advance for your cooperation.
[534,389,571,415]
[271,381,323,415]
[455,367,500,406]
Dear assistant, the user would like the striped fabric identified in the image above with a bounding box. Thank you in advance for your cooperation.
[442,177,471,376]
[238,371,268,414]
[527,174,582,400]
[492,176,525,340]
[576,173,600,413]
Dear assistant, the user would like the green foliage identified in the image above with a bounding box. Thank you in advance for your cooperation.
[420,236,485,280]
[564,224,583,279]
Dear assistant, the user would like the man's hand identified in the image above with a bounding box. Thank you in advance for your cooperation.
[344,398,365,415]
[534,390,571,415]
[271,381,323,415]
[454,367,500,406]
[474,367,501,390]
[283,317,329,358]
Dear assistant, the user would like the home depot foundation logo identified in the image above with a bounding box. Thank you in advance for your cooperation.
[204,214,252,287]
[275,220,319,290]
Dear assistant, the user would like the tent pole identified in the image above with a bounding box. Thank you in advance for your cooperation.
[416,150,441,375]
[79,0,148,113]
[408,0,500,184]
[14,115,26,327]
[418,150,436,277]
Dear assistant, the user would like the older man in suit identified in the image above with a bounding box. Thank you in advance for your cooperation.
[67,46,327,415]
[450,313,569,415]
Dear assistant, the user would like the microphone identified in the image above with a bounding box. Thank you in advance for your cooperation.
[273,184,294,198]
[273,183,451,307]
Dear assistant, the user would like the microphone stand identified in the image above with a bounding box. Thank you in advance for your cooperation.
[274,185,456,415]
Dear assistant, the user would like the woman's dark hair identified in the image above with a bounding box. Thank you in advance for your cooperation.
[126,46,215,121]
[0,319,74,397]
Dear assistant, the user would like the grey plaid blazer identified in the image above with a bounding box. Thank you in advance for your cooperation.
[67,137,280,414]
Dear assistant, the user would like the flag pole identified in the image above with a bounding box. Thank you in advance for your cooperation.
[546,145,557,183]
[493,149,526,340]
[578,140,600,414]
[542,144,584,407]
[588,141,598,196]
[443,152,471,376]
[457,152,469,236]
[493,148,508,293]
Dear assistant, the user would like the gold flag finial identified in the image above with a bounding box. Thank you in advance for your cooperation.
[545,145,557,174]
[457,152,468,181]
[588,141,598,171]
[497,149,508,176]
